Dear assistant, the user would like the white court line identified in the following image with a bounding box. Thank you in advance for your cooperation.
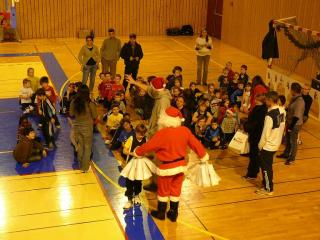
[0,111,16,114]
[170,38,225,68]
[0,150,13,154]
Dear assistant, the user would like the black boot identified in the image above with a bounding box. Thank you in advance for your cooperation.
[151,201,167,220]
[166,201,179,222]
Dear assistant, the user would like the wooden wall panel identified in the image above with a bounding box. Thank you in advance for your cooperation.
[221,0,320,80]
[14,0,207,39]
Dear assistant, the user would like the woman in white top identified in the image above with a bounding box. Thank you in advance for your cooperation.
[195,29,213,86]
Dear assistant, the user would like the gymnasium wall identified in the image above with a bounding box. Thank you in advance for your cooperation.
[221,0,320,81]
[14,0,207,39]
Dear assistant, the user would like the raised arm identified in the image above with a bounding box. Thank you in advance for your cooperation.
[126,75,149,92]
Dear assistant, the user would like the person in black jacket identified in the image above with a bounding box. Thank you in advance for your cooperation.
[120,33,143,90]
[243,93,268,179]
[262,20,279,68]
[175,96,192,129]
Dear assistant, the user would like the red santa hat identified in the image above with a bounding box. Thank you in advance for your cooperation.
[151,77,166,90]
[158,107,184,129]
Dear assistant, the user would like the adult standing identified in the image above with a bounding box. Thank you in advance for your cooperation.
[120,33,143,91]
[256,91,283,195]
[78,36,100,92]
[195,29,212,86]
[127,75,171,192]
[243,93,268,179]
[134,106,209,222]
[100,28,121,79]
[250,75,268,110]
[70,85,97,173]
[277,83,305,165]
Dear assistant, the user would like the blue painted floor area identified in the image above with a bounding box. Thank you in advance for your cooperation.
[92,134,164,240]
[0,98,77,176]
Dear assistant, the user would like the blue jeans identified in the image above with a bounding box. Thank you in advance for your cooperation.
[82,65,98,91]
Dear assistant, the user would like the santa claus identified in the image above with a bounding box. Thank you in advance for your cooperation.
[134,106,209,222]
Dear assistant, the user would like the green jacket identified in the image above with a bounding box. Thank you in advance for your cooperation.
[78,45,100,66]
[100,37,121,61]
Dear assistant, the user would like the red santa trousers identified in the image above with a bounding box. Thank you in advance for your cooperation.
[157,173,184,202]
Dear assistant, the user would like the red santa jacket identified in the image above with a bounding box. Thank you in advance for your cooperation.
[135,126,208,176]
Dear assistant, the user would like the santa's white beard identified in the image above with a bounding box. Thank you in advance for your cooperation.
[158,112,182,130]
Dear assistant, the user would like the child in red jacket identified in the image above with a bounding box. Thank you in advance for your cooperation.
[98,72,113,109]
[111,74,125,99]
[40,77,57,105]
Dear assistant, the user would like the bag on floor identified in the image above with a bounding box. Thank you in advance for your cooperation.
[120,157,156,181]
[166,27,181,36]
[187,162,220,187]
[228,130,250,154]
[180,25,194,36]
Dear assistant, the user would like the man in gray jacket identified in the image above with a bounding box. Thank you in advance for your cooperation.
[277,83,305,165]
[100,28,121,79]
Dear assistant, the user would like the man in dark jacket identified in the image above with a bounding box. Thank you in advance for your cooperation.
[120,33,143,90]
[13,127,46,168]
[243,93,268,179]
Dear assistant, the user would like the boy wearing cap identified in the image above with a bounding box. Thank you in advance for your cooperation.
[120,33,143,90]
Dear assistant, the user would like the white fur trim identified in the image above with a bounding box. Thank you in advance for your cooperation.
[158,196,169,202]
[200,153,209,163]
[158,112,182,129]
[169,196,180,202]
[156,166,186,176]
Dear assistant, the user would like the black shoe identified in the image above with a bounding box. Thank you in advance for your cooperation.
[143,183,157,192]
[277,154,289,159]
[151,201,167,220]
[166,201,179,222]
[285,159,295,165]
[240,153,250,157]
[242,175,257,180]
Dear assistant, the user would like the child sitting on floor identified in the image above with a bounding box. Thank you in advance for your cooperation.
[193,115,207,144]
[19,78,34,114]
[239,64,249,85]
[13,127,47,168]
[17,115,32,143]
[105,103,123,144]
[230,80,245,108]
[240,83,251,113]
[122,124,147,209]
[111,74,125,98]
[60,83,76,115]
[110,119,134,150]
[166,66,183,90]
[204,118,223,149]
[111,91,126,113]
[97,72,113,109]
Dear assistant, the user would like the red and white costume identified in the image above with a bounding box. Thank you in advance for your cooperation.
[135,107,209,202]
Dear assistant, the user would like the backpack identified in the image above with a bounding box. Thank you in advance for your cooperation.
[180,25,193,36]
[166,27,181,36]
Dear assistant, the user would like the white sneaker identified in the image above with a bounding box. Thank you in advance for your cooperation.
[133,195,141,205]
[104,139,111,145]
[123,200,133,210]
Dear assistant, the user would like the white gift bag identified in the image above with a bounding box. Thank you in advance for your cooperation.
[228,130,250,154]
[120,157,156,181]
[187,162,221,187]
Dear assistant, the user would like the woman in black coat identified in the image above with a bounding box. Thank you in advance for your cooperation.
[243,93,268,179]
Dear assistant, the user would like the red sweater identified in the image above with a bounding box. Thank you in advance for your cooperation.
[98,81,113,100]
[111,84,125,98]
[136,126,206,171]
[250,85,268,110]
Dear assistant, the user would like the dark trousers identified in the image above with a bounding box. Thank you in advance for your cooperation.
[223,132,235,146]
[284,125,301,161]
[41,118,55,146]
[260,149,275,192]
[125,178,142,200]
[123,64,139,91]
[246,141,260,177]
[28,148,43,162]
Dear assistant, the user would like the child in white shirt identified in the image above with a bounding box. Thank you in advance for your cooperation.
[19,79,34,114]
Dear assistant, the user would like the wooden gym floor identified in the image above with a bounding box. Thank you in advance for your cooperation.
[0,36,319,240]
